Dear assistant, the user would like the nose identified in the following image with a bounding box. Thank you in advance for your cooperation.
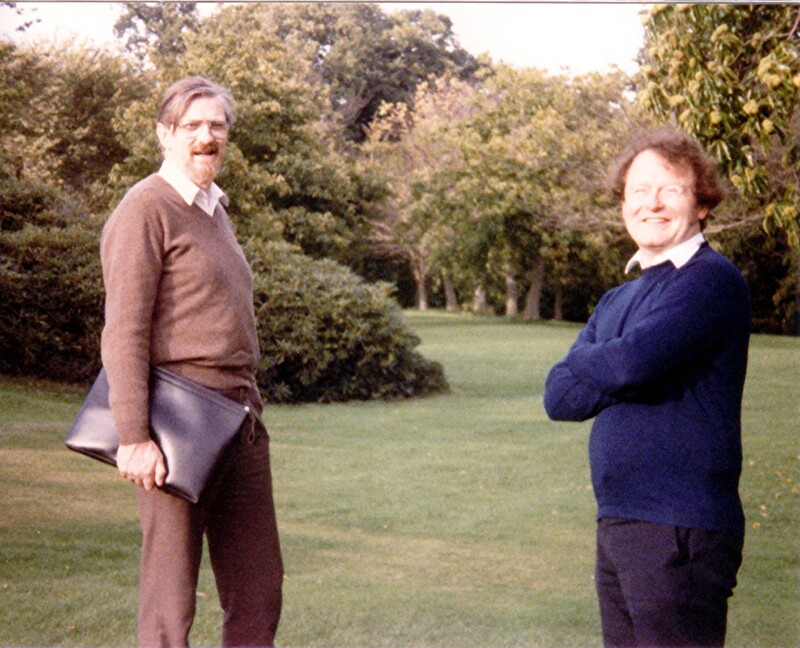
[195,123,216,141]
[644,187,664,210]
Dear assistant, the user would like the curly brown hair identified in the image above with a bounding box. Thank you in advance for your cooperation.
[609,129,724,226]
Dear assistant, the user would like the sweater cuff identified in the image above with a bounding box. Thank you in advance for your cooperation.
[114,415,151,446]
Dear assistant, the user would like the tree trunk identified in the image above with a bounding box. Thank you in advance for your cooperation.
[443,275,458,313]
[523,257,546,321]
[472,284,490,315]
[412,256,428,311]
[504,262,518,317]
[553,284,564,321]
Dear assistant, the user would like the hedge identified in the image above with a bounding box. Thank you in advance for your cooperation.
[0,199,447,401]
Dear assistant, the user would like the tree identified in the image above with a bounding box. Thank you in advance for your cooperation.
[0,39,146,202]
[114,2,200,67]
[362,75,478,311]
[105,4,370,261]
[0,39,136,379]
[427,65,634,319]
[249,2,478,142]
[363,62,637,319]
[638,4,800,334]
[638,3,800,246]
[0,41,42,178]
[37,42,145,198]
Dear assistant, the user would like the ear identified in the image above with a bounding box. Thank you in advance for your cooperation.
[697,206,709,222]
[156,122,171,149]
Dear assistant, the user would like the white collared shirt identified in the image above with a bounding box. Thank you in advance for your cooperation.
[158,160,227,217]
[625,232,706,274]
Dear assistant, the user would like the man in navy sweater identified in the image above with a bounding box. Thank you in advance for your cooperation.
[544,130,750,647]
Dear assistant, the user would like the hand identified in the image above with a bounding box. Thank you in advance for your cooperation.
[117,440,167,491]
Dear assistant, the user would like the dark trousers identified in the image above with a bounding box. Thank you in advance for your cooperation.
[595,517,743,648]
[136,386,283,648]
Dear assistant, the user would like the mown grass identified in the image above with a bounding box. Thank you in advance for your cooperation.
[0,311,797,647]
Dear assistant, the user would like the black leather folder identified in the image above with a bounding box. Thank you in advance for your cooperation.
[65,366,251,503]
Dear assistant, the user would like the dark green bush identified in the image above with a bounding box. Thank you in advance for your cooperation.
[1,215,448,401]
[0,220,105,382]
[0,176,66,232]
[247,239,448,403]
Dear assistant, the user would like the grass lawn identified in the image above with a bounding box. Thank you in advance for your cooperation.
[0,311,798,647]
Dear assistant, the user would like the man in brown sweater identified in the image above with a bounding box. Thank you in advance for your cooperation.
[101,76,282,647]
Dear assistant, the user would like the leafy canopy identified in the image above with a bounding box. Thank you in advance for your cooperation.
[639,4,800,246]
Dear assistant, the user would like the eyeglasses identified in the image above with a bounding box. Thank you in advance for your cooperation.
[176,120,230,139]
[626,183,691,201]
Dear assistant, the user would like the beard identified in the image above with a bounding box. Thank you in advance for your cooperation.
[189,142,223,186]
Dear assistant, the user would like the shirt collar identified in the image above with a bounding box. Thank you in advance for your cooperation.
[625,232,706,274]
[158,160,227,217]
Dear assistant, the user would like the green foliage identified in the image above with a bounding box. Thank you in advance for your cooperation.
[0,40,114,377]
[1,39,146,201]
[1,3,796,341]
[362,74,479,308]
[247,239,448,402]
[716,226,800,335]
[0,174,62,232]
[639,4,800,246]
[365,64,639,317]
[0,218,105,382]
[252,2,479,142]
[108,4,372,260]
[0,40,48,176]
[38,42,146,196]
[114,2,200,67]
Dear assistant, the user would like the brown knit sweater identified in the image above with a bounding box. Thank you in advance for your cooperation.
[100,174,260,445]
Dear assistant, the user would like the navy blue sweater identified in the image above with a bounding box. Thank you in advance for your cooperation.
[544,244,750,535]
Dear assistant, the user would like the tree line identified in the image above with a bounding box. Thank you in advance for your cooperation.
[1,3,797,396]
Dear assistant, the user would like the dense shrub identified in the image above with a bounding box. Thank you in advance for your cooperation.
[0,176,66,232]
[0,213,448,401]
[247,239,448,402]
[0,220,105,382]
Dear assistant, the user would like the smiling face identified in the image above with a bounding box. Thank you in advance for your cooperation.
[622,149,709,263]
[156,95,228,190]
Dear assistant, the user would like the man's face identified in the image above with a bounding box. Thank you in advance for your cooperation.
[156,96,228,190]
[622,149,708,260]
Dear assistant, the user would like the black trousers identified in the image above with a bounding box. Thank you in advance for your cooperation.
[595,517,743,648]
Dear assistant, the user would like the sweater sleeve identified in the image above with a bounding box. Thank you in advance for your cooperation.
[543,305,619,421]
[566,259,748,395]
[100,187,164,445]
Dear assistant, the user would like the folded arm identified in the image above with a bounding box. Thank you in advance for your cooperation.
[544,261,748,421]
[565,265,746,394]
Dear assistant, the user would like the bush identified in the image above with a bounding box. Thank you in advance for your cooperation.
[0,175,66,232]
[0,220,105,382]
[247,239,448,402]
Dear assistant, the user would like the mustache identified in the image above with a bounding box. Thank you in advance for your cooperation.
[191,142,220,155]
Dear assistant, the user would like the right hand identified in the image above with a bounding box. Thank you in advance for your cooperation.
[117,440,167,491]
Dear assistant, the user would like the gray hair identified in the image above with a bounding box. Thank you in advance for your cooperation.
[157,76,236,128]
